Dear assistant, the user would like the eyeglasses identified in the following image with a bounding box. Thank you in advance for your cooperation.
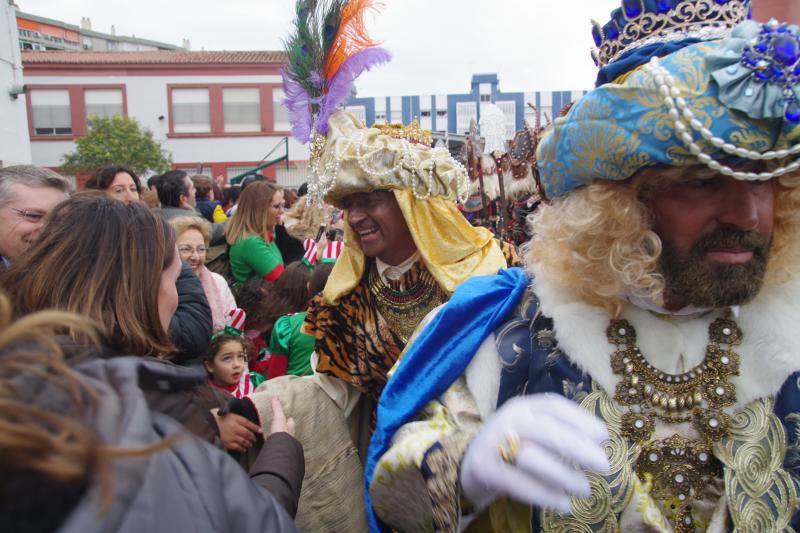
[177,245,208,255]
[6,206,46,223]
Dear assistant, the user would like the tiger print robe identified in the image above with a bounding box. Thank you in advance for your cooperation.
[305,243,520,427]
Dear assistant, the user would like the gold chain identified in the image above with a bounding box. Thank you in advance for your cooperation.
[368,264,448,344]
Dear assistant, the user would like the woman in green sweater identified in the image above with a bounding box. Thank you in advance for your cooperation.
[226,181,285,284]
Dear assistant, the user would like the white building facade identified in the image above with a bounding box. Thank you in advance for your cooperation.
[22,50,309,186]
[1,0,32,166]
[22,52,587,188]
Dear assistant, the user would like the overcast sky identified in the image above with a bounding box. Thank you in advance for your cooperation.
[19,0,621,95]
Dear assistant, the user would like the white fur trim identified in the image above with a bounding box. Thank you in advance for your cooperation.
[531,264,800,411]
[465,333,502,422]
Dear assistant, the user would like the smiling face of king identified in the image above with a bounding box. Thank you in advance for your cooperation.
[341,189,418,266]
[640,164,777,311]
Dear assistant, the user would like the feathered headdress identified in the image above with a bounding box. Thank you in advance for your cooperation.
[282,0,391,143]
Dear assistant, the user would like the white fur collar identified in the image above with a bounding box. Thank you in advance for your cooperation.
[531,267,800,411]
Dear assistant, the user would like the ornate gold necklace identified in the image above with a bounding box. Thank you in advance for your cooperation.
[607,310,742,532]
[368,264,448,344]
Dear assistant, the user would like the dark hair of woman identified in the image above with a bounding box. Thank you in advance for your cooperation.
[2,192,176,357]
[85,164,140,192]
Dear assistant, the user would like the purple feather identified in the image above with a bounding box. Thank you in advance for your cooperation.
[282,68,314,143]
[315,47,392,135]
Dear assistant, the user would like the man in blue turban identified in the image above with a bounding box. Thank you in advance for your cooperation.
[365,1,800,531]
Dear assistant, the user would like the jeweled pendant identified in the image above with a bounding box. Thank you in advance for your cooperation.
[773,34,800,65]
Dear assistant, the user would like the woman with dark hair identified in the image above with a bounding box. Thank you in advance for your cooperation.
[4,192,176,356]
[226,181,286,283]
[85,165,141,205]
[0,292,299,532]
[1,194,305,513]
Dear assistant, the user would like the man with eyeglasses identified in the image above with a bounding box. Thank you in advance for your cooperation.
[0,165,72,269]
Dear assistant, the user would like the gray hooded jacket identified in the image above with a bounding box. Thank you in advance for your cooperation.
[54,357,297,533]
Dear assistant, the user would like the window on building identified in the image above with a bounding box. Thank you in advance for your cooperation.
[272,88,291,131]
[375,112,387,123]
[178,166,212,177]
[456,102,477,135]
[496,101,517,139]
[420,112,432,131]
[226,165,258,179]
[85,88,123,121]
[223,87,261,132]
[172,88,211,133]
[277,164,308,188]
[345,105,367,124]
[480,94,491,102]
[30,89,72,135]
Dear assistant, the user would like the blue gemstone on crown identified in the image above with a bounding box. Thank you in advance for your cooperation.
[592,23,603,47]
[623,0,644,19]
[592,0,750,69]
[657,0,673,13]
[607,21,620,40]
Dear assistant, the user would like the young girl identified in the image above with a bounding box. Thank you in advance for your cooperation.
[205,309,265,398]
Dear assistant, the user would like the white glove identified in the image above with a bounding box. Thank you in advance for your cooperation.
[460,393,609,514]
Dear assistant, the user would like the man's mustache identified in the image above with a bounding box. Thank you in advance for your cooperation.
[691,228,769,256]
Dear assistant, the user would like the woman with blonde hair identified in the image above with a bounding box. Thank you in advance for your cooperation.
[225,181,285,284]
[171,215,236,331]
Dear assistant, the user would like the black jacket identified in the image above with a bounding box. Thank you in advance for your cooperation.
[170,263,212,366]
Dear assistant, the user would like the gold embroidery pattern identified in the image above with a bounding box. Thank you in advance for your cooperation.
[541,387,799,532]
[541,385,639,531]
[714,397,799,532]
[423,428,477,532]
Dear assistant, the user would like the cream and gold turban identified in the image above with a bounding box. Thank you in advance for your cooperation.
[308,110,507,304]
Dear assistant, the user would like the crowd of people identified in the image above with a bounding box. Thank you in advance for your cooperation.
[5,1,800,531]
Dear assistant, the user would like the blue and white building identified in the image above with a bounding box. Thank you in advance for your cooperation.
[344,73,588,139]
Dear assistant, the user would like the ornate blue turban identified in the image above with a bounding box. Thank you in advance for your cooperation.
[536,0,800,199]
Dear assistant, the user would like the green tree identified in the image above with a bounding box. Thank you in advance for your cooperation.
[61,115,172,176]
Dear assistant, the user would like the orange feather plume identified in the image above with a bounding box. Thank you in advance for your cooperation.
[322,0,383,82]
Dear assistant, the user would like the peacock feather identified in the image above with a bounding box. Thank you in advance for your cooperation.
[282,0,390,143]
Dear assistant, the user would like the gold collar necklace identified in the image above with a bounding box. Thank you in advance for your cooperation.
[607,309,742,532]
[368,263,447,344]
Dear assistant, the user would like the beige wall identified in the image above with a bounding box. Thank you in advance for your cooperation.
[753,0,800,25]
